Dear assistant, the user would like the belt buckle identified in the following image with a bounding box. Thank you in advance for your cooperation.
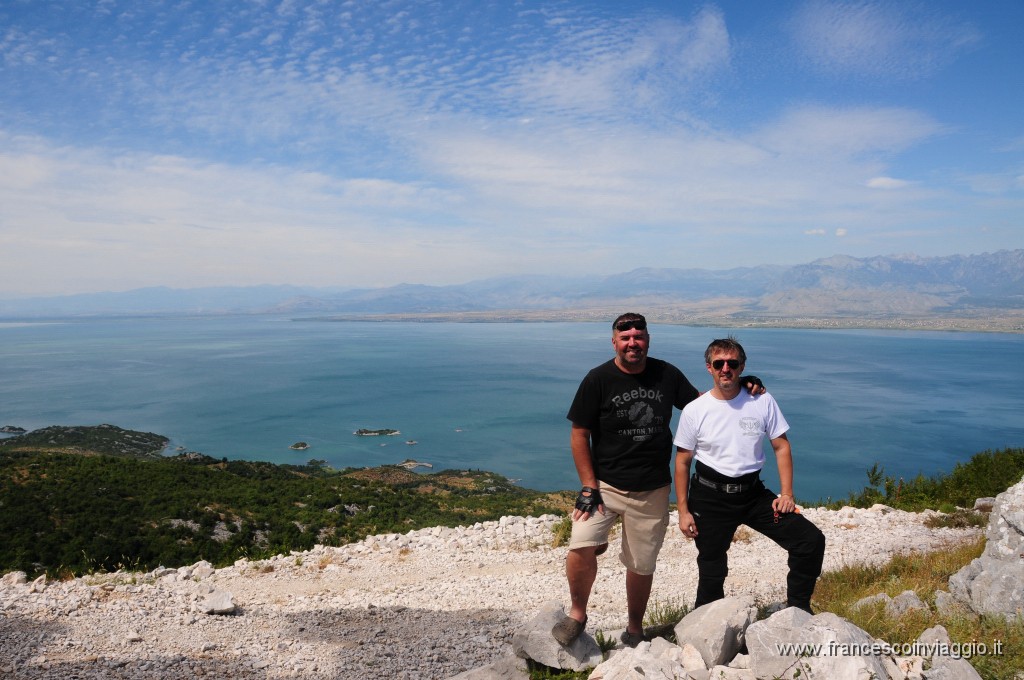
[724,483,741,493]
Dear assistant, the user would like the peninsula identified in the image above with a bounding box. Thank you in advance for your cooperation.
[397,458,432,470]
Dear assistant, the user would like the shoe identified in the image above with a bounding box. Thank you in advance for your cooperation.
[551,614,587,646]
[620,629,645,648]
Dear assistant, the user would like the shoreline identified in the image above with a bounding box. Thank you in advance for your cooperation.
[2,310,1023,333]
[297,310,1024,334]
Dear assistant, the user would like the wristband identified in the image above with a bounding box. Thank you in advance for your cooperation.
[575,486,603,514]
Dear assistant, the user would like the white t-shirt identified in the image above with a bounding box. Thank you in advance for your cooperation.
[673,390,789,478]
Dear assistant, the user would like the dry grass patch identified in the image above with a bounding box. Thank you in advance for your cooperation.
[429,475,480,490]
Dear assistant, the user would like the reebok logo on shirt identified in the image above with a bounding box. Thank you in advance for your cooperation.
[611,387,664,408]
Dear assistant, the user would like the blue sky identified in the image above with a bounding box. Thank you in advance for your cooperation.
[1,0,1021,297]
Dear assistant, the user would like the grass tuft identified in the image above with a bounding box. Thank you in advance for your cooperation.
[923,508,989,529]
[551,515,573,547]
[527,660,589,680]
[645,596,691,629]
[593,629,617,656]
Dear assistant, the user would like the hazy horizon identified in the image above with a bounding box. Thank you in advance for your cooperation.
[2,246,1021,303]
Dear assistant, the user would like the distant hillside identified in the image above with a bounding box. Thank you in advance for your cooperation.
[1,250,1022,325]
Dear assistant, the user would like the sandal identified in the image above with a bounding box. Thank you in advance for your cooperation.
[551,614,587,646]
[620,629,646,648]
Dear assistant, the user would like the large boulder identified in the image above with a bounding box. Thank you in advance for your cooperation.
[888,590,929,617]
[511,601,603,672]
[1,571,28,587]
[673,595,757,668]
[915,625,982,680]
[948,476,1024,619]
[745,609,891,680]
[199,589,236,615]
[589,637,695,680]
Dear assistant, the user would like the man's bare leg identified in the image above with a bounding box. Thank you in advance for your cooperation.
[625,570,653,635]
[565,546,598,622]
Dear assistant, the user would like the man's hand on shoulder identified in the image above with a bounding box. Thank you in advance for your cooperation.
[740,375,765,395]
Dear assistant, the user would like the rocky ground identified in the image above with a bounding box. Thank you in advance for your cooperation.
[0,506,981,680]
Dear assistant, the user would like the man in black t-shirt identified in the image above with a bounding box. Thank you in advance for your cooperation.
[552,313,760,648]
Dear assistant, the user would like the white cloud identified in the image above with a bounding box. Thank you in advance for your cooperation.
[867,176,911,189]
[506,7,731,118]
[753,105,944,157]
[0,138,475,295]
[835,228,848,237]
[963,171,1024,195]
[5,109,943,298]
[789,0,981,80]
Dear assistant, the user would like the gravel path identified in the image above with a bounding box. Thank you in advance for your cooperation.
[0,506,981,679]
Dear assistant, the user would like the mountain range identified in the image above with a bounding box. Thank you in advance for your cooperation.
[3,250,1023,327]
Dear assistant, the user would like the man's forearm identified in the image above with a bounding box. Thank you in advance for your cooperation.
[570,426,598,488]
[674,447,693,512]
[772,436,795,497]
[777,460,795,497]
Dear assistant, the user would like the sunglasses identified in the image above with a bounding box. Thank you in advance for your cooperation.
[615,319,647,332]
[711,359,741,370]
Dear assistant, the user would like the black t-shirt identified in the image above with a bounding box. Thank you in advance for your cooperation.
[567,358,699,491]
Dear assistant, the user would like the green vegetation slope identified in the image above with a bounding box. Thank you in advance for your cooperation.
[0,425,570,578]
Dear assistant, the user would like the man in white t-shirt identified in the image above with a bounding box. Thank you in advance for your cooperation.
[673,337,825,613]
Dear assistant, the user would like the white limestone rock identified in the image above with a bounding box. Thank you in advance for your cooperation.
[745,610,892,680]
[589,639,691,680]
[673,595,757,668]
[200,589,236,615]
[511,600,602,672]
[948,475,1024,619]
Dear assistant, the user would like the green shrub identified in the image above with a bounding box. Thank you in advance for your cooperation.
[824,448,1024,512]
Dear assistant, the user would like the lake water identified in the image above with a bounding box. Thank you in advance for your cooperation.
[1,316,1022,502]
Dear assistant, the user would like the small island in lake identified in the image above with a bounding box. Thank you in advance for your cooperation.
[289,442,310,450]
[1,425,27,434]
[353,428,401,436]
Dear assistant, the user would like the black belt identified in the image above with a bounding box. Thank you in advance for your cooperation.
[693,474,755,494]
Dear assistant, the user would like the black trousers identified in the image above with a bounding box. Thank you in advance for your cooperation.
[689,474,825,611]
